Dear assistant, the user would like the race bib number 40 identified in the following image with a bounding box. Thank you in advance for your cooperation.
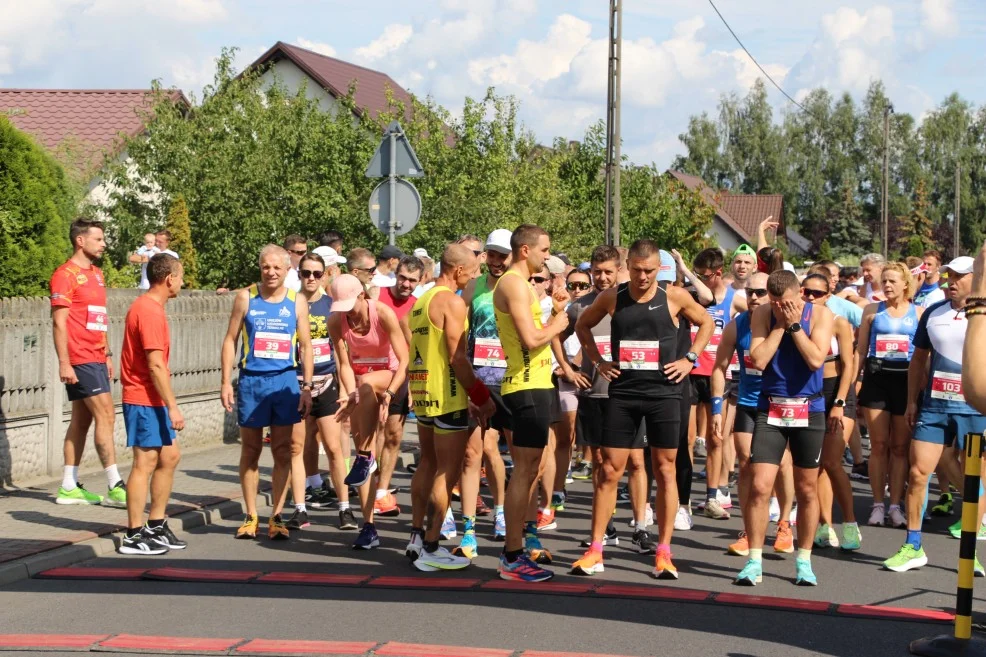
[86,305,108,332]
[312,338,332,364]
[253,331,292,360]
[931,371,965,402]
[618,340,660,371]
[875,334,910,360]
[767,397,810,428]
[473,338,507,368]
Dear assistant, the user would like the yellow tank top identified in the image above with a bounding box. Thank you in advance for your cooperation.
[493,270,554,394]
[408,285,468,417]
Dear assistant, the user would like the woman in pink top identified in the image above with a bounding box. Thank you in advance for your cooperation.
[327,274,408,550]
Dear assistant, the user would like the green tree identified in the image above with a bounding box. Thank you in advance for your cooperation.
[164,194,199,288]
[824,178,872,258]
[897,178,935,253]
[0,116,79,297]
[818,239,833,262]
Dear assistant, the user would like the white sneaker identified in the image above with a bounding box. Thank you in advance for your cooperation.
[888,505,906,528]
[405,531,424,560]
[768,497,780,523]
[704,498,731,520]
[413,546,471,572]
[440,507,456,540]
[868,503,886,527]
[628,505,655,529]
[674,506,694,531]
[694,437,707,457]
[718,489,733,510]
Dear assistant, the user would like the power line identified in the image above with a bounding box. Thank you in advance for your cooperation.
[707,0,807,113]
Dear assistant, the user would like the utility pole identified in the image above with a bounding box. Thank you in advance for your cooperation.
[955,163,961,259]
[881,104,892,259]
[604,0,623,247]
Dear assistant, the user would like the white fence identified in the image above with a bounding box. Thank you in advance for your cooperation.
[0,290,239,486]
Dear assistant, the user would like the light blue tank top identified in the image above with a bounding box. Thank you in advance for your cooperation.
[867,301,918,371]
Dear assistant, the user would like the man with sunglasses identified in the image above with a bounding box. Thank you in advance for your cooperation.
[346,248,378,296]
[283,234,308,293]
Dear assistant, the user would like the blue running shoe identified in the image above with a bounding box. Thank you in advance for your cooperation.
[440,507,456,540]
[735,559,763,586]
[795,558,817,586]
[498,553,554,582]
[525,531,553,565]
[344,454,377,487]
[492,511,506,541]
[352,523,379,550]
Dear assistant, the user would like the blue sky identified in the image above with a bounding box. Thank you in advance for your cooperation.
[1,0,984,168]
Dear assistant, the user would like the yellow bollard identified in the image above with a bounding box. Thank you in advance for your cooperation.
[911,433,986,656]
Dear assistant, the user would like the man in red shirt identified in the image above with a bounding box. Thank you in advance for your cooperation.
[369,255,423,519]
[49,219,126,507]
[118,254,187,555]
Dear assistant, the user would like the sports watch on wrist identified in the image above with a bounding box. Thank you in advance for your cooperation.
[786,322,802,334]
[685,351,698,363]
[834,398,846,408]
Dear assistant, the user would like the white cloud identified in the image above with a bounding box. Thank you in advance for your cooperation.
[354,24,413,63]
[295,37,336,58]
[921,0,957,37]
[85,0,228,24]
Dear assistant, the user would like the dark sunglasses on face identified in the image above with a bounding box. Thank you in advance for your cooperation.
[697,270,721,280]
[289,248,308,256]
[747,288,768,298]
[567,282,590,291]
[529,276,548,284]
[802,288,827,299]
[300,269,324,279]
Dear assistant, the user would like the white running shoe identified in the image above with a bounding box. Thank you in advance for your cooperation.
[888,505,906,529]
[405,531,424,560]
[440,507,457,540]
[674,506,694,531]
[768,497,780,523]
[868,503,886,527]
[413,546,471,572]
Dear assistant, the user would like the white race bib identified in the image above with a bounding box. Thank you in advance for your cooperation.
[767,397,810,428]
[473,338,507,368]
[875,334,910,360]
[86,305,108,332]
[618,340,660,371]
[312,338,332,365]
[253,331,292,360]
[930,371,965,402]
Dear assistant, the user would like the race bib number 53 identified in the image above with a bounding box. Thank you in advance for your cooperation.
[618,340,660,371]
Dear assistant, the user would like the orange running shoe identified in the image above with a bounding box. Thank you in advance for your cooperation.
[268,515,290,541]
[373,492,400,517]
[773,521,794,553]
[571,549,605,576]
[236,515,258,539]
[728,531,750,556]
[537,509,557,531]
[653,548,679,580]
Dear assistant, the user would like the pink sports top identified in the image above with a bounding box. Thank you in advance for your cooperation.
[342,300,398,374]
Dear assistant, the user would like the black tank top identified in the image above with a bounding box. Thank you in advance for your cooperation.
[608,282,682,399]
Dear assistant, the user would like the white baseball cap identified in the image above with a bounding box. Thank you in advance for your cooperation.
[312,246,346,265]
[782,261,796,273]
[485,229,512,255]
[545,255,566,275]
[943,256,974,275]
[413,247,429,259]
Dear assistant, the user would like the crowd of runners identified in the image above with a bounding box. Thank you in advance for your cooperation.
[49,216,986,586]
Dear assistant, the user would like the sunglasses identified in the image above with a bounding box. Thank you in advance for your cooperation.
[349,265,375,273]
[696,270,721,280]
[802,288,827,299]
[567,282,590,292]
[289,248,308,256]
[300,269,324,279]
[747,288,768,298]
[472,250,482,257]
[529,276,548,284]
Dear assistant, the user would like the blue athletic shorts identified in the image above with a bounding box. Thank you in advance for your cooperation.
[66,362,111,401]
[913,411,986,450]
[237,369,301,428]
[124,403,176,448]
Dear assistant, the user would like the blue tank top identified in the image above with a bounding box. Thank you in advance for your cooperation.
[469,274,506,386]
[240,285,298,373]
[758,303,824,413]
[301,293,335,376]
[692,286,736,376]
[867,301,918,371]
[733,312,762,408]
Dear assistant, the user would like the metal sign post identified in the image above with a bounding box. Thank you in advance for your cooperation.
[366,121,424,244]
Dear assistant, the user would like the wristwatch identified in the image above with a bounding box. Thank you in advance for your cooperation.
[834,398,846,408]
[301,381,314,391]
[685,351,698,364]
[786,322,802,334]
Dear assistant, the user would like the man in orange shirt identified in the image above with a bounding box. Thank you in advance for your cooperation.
[118,254,186,555]
[49,218,126,507]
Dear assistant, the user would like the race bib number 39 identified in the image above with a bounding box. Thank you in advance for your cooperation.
[931,371,965,402]
[767,397,810,428]
[254,331,292,360]
[86,305,108,332]
[875,334,910,360]
[312,338,332,364]
[618,340,660,370]
[473,338,507,368]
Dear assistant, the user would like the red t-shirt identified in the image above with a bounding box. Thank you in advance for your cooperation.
[49,261,108,365]
[121,295,171,407]
[378,286,415,321]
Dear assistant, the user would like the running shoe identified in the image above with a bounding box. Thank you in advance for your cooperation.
[841,524,862,551]
[814,523,839,549]
[56,483,103,505]
[118,528,169,555]
[630,505,655,529]
[674,506,693,531]
[414,546,472,572]
[565,468,574,485]
[868,503,886,527]
[405,529,425,560]
[440,507,457,540]
[704,498,730,520]
[268,515,290,540]
[887,506,906,529]
[373,492,400,518]
[352,523,380,550]
[551,491,566,512]
[931,492,954,517]
[476,495,492,517]
[768,497,781,523]
[103,481,127,508]
[236,515,259,539]
[694,437,707,457]
[718,490,733,510]
[652,547,678,580]
[795,558,818,586]
[452,531,479,560]
[851,460,869,480]
[581,525,619,548]
[735,559,763,586]
[286,509,310,530]
[344,454,377,487]
[537,509,557,532]
[339,508,358,530]
[571,550,605,576]
[617,486,631,504]
[977,556,985,578]
[492,510,506,541]
[525,532,553,565]
[147,521,187,550]
[884,544,927,572]
[632,529,657,554]
[571,461,592,480]
[842,447,854,466]
[308,485,336,509]
[499,553,554,582]
[728,531,750,557]
[948,521,986,540]
[773,522,794,554]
